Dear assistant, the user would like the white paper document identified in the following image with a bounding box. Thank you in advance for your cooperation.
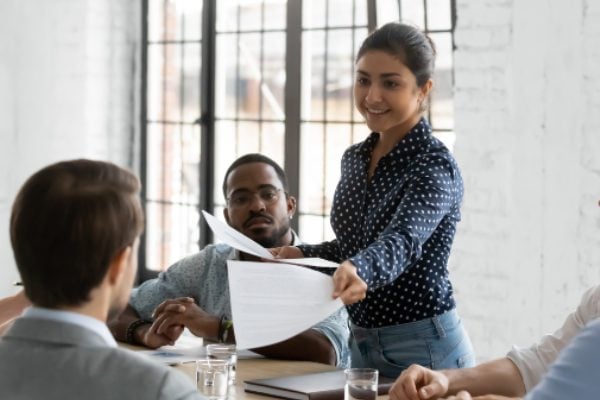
[227,260,344,350]
[202,210,338,268]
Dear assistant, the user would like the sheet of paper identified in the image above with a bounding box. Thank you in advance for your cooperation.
[202,210,338,268]
[137,328,205,365]
[202,210,273,259]
[227,260,344,350]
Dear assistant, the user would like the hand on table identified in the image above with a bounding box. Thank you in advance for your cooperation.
[389,364,450,400]
[150,297,219,341]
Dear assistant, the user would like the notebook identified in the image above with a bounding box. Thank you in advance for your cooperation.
[244,370,395,400]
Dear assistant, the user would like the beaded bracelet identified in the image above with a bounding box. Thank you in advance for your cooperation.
[125,319,152,345]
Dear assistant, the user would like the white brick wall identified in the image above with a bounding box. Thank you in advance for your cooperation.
[453,0,600,360]
[0,0,140,297]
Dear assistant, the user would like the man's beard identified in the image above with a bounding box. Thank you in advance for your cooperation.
[254,220,291,248]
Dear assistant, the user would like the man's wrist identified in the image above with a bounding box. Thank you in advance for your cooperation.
[126,318,152,345]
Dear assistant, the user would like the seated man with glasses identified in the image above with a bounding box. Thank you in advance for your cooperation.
[109,153,350,367]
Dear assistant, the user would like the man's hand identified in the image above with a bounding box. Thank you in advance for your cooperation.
[270,246,304,259]
[389,364,449,400]
[135,321,184,349]
[150,297,220,340]
[332,261,367,304]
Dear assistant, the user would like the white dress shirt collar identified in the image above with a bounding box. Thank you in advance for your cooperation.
[23,307,118,348]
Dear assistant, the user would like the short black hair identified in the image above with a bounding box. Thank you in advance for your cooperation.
[356,22,436,87]
[222,153,288,197]
[10,159,144,308]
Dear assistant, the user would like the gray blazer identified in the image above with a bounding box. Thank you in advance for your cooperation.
[0,317,203,400]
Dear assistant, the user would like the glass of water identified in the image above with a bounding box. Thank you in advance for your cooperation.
[196,358,230,400]
[344,368,378,400]
[206,343,237,385]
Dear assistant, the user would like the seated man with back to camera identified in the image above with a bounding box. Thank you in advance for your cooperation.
[110,153,350,367]
[0,159,202,400]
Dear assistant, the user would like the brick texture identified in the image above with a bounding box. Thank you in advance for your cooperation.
[0,0,140,296]
[453,0,600,360]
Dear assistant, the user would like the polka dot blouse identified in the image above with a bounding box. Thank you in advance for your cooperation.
[298,118,464,328]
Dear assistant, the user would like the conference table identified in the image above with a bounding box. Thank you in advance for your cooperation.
[172,356,391,400]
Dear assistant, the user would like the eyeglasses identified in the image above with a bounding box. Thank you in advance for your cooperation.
[226,187,284,209]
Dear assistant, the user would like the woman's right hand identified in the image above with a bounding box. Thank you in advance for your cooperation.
[270,246,304,259]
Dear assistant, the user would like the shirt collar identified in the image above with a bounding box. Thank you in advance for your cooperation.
[356,117,432,160]
[22,307,118,348]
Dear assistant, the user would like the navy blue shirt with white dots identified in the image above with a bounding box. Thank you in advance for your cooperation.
[299,118,463,328]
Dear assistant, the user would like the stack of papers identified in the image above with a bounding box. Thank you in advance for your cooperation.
[201,211,343,350]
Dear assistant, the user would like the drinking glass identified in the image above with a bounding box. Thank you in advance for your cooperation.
[196,358,230,400]
[344,368,378,400]
[206,343,237,385]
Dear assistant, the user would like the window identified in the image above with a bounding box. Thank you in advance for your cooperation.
[141,0,456,276]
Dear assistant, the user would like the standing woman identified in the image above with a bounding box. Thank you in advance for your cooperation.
[273,22,474,377]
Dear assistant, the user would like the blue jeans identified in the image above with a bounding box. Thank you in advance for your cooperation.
[350,309,475,378]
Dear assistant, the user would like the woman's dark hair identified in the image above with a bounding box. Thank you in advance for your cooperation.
[356,22,436,87]
[10,159,144,308]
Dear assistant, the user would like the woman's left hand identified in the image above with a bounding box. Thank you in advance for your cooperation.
[332,261,367,304]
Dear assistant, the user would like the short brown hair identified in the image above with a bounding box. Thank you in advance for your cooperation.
[10,159,144,308]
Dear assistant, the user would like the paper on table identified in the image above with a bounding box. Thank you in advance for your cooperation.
[227,260,344,350]
[202,210,338,268]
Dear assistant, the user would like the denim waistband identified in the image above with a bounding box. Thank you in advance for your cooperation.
[350,309,459,340]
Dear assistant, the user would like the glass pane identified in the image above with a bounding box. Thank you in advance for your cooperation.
[182,43,202,123]
[146,123,201,203]
[264,0,287,30]
[260,122,285,165]
[145,202,200,271]
[328,0,353,27]
[215,34,239,119]
[148,0,203,42]
[352,28,368,122]
[238,33,262,119]
[299,214,329,244]
[216,1,239,32]
[213,120,238,205]
[180,0,203,40]
[400,0,425,29]
[354,0,368,26]
[146,44,183,122]
[376,0,400,27]
[300,123,325,215]
[303,0,326,29]
[429,32,453,130]
[261,32,286,120]
[431,32,453,70]
[147,44,164,122]
[426,0,452,30]
[352,121,367,143]
[147,0,166,42]
[301,30,325,121]
[324,124,352,208]
[239,1,262,32]
[327,29,354,121]
[237,121,261,154]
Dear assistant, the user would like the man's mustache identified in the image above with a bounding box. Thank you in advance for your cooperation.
[243,212,274,228]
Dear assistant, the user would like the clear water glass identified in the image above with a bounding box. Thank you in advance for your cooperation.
[344,368,378,400]
[196,358,230,400]
[206,343,237,385]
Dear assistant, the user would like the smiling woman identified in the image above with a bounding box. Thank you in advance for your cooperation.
[274,22,474,377]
